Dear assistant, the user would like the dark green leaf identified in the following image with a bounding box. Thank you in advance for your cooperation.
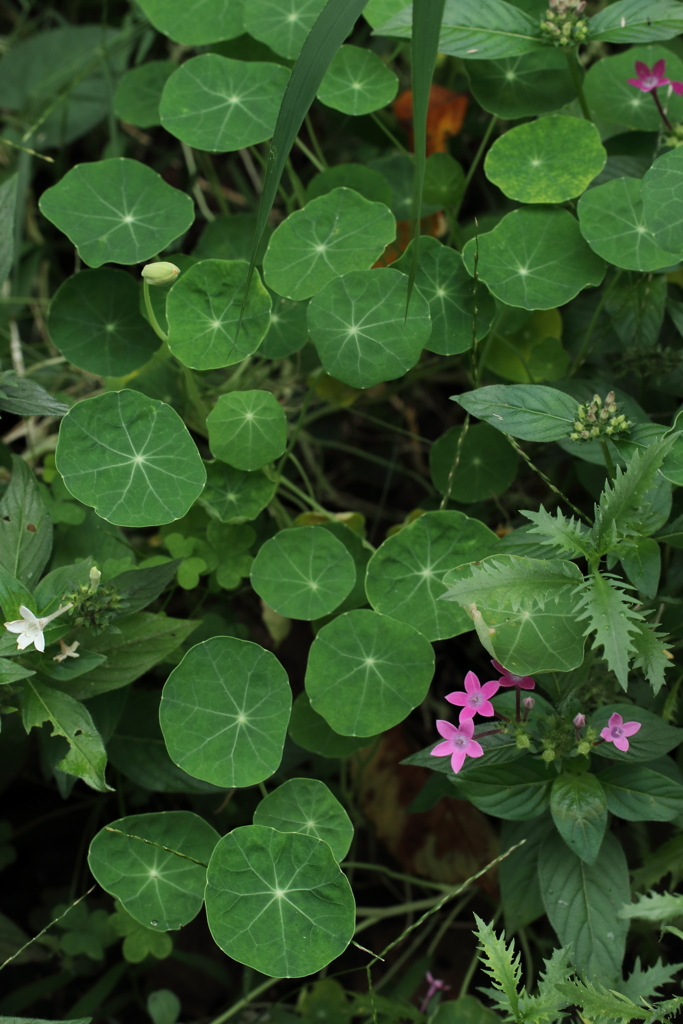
[550,772,608,865]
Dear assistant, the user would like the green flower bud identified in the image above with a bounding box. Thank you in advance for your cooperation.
[541,748,556,763]
[577,740,591,756]
[141,261,180,286]
[516,731,532,749]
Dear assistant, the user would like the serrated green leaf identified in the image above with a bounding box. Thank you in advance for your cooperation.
[597,758,683,822]
[473,914,522,1019]
[618,890,683,922]
[521,507,593,559]
[575,572,643,689]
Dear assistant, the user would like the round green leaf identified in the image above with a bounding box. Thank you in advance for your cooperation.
[137,0,244,45]
[430,423,518,502]
[394,237,495,356]
[366,510,499,641]
[577,177,679,272]
[305,609,435,736]
[114,61,176,128]
[264,188,396,301]
[642,145,683,255]
[199,462,277,524]
[55,390,206,528]
[452,757,552,820]
[194,213,273,264]
[167,260,271,370]
[160,55,290,152]
[289,692,376,758]
[307,268,432,389]
[250,526,356,620]
[243,0,328,59]
[205,824,355,977]
[422,153,466,208]
[207,390,287,470]
[462,208,607,310]
[465,50,578,119]
[585,45,683,132]
[317,45,398,116]
[317,520,371,614]
[482,308,567,384]
[550,773,608,865]
[306,164,392,207]
[88,811,219,930]
[596,758,683,822]
[259,290,309,359]
[160,637,291,788]
[48,269,160,377]
[253,778,354,860]
[368,153,441,219]
[589,704,683,762]
[39,159,195,269]
[484,116,606,204]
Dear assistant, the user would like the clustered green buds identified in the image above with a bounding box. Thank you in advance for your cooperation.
[65,566,127,634]
[141,261,180,286]
[540,0,589,47]
[663,123,683,149]
[569,391,632,442]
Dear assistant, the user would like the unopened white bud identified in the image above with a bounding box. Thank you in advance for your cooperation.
[141,261,180,286]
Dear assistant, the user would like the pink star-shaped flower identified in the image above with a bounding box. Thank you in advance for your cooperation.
[431,718,484,774]
[446,670,499,719]
[627,60,670,93]
[487,659,535,690]
[600,712,641,752]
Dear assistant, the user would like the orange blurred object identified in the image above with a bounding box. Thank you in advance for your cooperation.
[393,84,469,155]
[374,212,446,267]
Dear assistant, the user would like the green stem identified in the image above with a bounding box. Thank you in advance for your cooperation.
[452,114,498,220]
[143,279,168,343]
[565,49,591,120]
[208,977,281,1024]
[341,862,455,892]
[305,112,329,170]
[369,110,411,155]
[599,438,616,481]
[504,433,593,525]
[278,475,329,515]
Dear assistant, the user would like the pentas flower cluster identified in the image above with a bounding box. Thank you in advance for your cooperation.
[569,391,631,442]
[539,0,588,48]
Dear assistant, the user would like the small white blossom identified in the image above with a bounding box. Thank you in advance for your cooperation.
[3,603,73,653]
[53,639,80,663]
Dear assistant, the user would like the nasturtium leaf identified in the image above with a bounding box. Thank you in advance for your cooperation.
[289,693,376,758]
[39,159,194,269]
[306,164,392,207]
[462,209,607,310]
[48,269,160,377]
[207,391,287,470]
[198,461,276,524]
[264,189,395,301]
[441,556,586,675]
[307,268,431,389]
[584,45,683,131]
[422,153,466,208]
[484,116,605,204]
[243,0,328,59]
[465,50,578,119]
[166,260,271,370]
[88,812,219,931]
[366,511,498,640]
[305,609,434,736]
[430,423,518,502]
[364,0,406,28]
[589,705,682,762]
[253,778,354,860]
[482,308,566,384]
[376,0,546,59]
[317,45,398,116]
[194,214,273,264]
[56,390,206,528]
[578,177,681,272]
[113,61,176,128]
[259,291,309,359]
[588,0,683,43]
[250,527,355,620]
[596,758,683,822]
[394,237,495,355]
[455,383,578,442]
[205,825,355,977]
[451,757,552,820]
[137,0,244,45]
[538,830,629,982]
[642,145,683,256]
[160,637,291,788]
[368,153,441,220]
[550,773,607,865]
[315,520,370,614]
[160,55,290,152]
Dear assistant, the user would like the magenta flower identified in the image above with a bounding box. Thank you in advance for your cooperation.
[627,60,670,93]
[600,713,641,752]
[673,82,683,96]
[446,670,499,719]
[488,659,535,690]
[420,972,451,1014]
[431,718,484,774]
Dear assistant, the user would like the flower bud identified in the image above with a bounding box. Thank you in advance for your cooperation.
[542,748,556,763]
[573,713,586,729]
[578,740,591,756]
[523,696,535,710]
[141,261,180,286]
[89,566,101,592]
[516,732,532,749]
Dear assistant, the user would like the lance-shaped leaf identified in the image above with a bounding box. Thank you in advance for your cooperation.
[39,159,194,268]
[375,0,545,59]
[253,778,354,860]
[205,824,355,977]
[88,811,220,930]
[550,773,608,865]
[452,758,553,820]
[0,455,52,588]
[454,384,579,442]
[596,758,683,822]
[21,680,111,792]
[137,0,244,44]
[588,0,683,43]
[441,555,586,675]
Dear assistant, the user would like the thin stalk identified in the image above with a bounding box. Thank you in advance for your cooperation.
[652,88,673,131]
[277,382,317,476]
[309,436,436,494]
[305,112,329,170]
[369,110,411,155]
[341,862,456,892]
[286,156,307,208]
[427,892,475,956]
[207,977,280,1024]
[439,413,470,510]
[599,438,616,481]
[278,474,329,515]
[294,134,326,173]
[504,433,593,525]
[195,150,231,216]
[565,48,591,120]
[374,916,442,992]
[452,115,498,219]
[143,279,168,343]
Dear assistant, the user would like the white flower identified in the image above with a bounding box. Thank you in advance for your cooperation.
[53,639,80,663]
[3,603,73,653]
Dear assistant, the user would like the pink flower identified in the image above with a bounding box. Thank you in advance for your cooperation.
[445,670,499,719]
[600,712,641,753]
[627,60,670,93]
[431,718,484,774]
[573,713,586,729]
[420,972,451,1014]
[487,659,535,690]
[673,82,683,95]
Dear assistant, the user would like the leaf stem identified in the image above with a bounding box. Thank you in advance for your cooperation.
[208,976,281,1024]
[504,432,593,525]
[652,88,673,131]
[452,114,498,220]
[564,49,592,120]
[142,279,168,343]
[599,438,616,481]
